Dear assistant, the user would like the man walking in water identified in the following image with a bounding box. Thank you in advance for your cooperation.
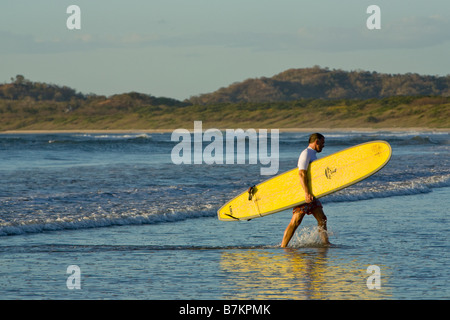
[281,133,330,247]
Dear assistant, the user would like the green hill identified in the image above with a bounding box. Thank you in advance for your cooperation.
[189,66,450,104]
[1,70,449,131]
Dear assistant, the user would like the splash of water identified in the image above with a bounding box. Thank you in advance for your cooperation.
[289,226,333,248]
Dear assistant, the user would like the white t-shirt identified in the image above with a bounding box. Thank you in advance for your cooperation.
[297,147,317,171]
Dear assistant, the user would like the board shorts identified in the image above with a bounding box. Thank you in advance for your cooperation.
[293,199,322,215]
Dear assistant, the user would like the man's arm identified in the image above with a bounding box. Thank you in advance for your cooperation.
[299,169,314,203]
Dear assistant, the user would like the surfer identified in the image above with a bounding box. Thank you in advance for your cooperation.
[281,133,330,247]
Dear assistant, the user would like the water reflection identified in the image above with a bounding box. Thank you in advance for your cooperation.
[220,247,392,299]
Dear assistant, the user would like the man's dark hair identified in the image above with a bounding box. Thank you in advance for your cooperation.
[309,133,324,143]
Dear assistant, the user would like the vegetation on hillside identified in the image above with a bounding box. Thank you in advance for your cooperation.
[1,71,449,131]
[189,66,450,104]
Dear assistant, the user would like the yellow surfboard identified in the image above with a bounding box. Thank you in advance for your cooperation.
[218,140,392,221]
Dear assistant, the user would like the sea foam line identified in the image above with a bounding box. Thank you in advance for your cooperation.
[1,175,448,236]
[323,174,450,204]
[0,209,215,237]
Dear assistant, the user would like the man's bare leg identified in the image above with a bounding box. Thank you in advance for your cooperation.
[312,207,330,245]
[281,211,305,248]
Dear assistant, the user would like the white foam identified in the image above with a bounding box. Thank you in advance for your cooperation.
[289,226,333,248]
[0,208,216,236]
[322,174,450,204]
[75,133,151,139]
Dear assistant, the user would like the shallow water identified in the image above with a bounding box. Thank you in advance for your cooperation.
[0,131,448,299]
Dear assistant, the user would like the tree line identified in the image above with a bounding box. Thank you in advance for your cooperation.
[189,66,450,104]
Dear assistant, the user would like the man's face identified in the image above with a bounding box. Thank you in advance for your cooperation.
[315,138,325,153]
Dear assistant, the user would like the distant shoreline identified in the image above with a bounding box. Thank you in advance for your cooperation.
[1,127,448,134]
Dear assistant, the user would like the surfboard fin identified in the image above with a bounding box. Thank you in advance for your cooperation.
[224,213,240,220]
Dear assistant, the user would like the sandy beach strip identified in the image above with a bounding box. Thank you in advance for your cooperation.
[1,127,448,134]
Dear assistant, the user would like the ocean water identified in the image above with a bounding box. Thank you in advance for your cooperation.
[0,130,448,300]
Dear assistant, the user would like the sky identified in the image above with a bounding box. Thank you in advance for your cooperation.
[1,0,449,100]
